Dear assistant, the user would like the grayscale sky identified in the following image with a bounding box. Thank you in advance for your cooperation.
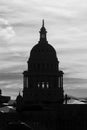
[0,0,87,99]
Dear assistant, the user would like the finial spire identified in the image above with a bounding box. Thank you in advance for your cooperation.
[42,19,44,27]
[39,19,47,42]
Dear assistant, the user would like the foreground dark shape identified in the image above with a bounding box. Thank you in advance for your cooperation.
[0,104,87,130]
[3,122,32,130]
[1,21,86,129]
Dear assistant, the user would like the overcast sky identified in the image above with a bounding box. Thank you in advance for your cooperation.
[0,0,87,99]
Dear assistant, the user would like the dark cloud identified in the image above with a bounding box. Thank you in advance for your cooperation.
[64,77,87,85]
[0,73,22,81]
[0,73,23,99]
[0,0,87,99]
[0,64,26,73]
[64,77,87,97]
[11,22,39,28]
[65,88,87,98]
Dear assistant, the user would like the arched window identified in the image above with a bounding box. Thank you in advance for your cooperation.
[38,83,40,88]
[42,82,45,88]
[47,82,49,88]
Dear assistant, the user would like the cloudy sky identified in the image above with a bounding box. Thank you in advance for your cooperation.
[0,0,87,99]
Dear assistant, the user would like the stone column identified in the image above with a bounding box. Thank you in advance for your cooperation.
[58,77,60,88]
[23,76,28,88]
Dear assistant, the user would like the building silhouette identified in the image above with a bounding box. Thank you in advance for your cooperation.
[20,20,64,111]
[2,21,87,130]
[0,89,10,106]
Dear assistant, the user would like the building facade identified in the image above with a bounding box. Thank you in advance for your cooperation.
[22,20,64,110]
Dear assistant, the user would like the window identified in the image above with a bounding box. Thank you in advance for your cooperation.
[42,82,45,88]
[38,83,40,88]
[47,83,49,88]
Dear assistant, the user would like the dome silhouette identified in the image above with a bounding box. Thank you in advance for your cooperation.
[21,20,64,111]
[28,20,57,62]
[29,42,57,61]
[27,20,59,73]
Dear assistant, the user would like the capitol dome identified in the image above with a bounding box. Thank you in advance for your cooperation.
[22,20,64,107]
[28,20,58,62]
[29,42,57,61]
[28,20,59,73]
